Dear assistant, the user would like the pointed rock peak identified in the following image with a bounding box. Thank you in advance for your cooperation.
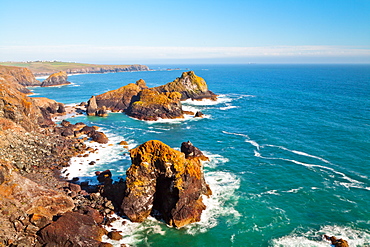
[136,79,148,89]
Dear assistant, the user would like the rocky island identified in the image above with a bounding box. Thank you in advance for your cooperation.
[40,71,71,87]
[86,71,217,120]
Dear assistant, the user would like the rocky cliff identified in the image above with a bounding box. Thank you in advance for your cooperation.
[40,71,71,87]
[122,140,211,228]
[0,65,41,87]
[153,71,217,101]
[64,64,149,76]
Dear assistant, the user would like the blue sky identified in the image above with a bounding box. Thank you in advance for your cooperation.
[1,0,369,64]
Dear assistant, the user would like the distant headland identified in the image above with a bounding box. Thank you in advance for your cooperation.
[0,61,150,77]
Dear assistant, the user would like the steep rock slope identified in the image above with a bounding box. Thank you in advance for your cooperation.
[122,140,211,228]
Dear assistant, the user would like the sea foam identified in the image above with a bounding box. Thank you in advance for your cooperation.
[271,225,370,247]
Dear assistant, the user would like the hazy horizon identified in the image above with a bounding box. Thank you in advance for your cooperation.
[1,0,369,64]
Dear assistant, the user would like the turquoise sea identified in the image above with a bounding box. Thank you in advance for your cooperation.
[30,64,370,246]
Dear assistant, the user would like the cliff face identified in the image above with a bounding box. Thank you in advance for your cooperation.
[0,75,48,131]
[96,79,146,112]
[0,65,41,87]
[64,64,149,76]
[153,71,217,101]
[41,71,70,87]
[122,140,211,228]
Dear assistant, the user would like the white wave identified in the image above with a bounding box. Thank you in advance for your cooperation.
[102,216,166,247]
[202,151,230,169]
[70,82,81,87]
[264,144,331,164]
[182,94,232,106]
[63,128,133,181]
[256,152,367,191]
[220,104,239,111]
[184,171,241,235]
[222,131,260,150]
[271,225,370,247]
[284,187,303,193]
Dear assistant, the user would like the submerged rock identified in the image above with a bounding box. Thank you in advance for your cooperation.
[121,140,211,228]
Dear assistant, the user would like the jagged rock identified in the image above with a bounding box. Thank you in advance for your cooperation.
[126,89,183,121]
[0,65,41,87]
[0,76,53,131]
[96,106,108,117]
[194,111,204,118]
[122,140,211,228]
[107,231,123,240]
[86,96,98,116]
[96,170,112,184]
[181,141,207,159]
[0,161,74,221]
[119,140,128,146]
[92,80,145,112]
[40,71,71,87]
[37,211,107,247]
[153,71,217,101]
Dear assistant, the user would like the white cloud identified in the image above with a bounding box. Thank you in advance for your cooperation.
[0,45,369,62]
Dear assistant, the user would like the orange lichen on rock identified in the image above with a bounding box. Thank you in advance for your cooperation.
[153,71,217,101]
[41,71,70,87]
[122,140,211,228]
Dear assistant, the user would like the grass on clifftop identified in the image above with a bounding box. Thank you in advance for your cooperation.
[0,61,138,74]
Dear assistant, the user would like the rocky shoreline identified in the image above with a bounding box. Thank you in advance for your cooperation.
[0,65,213,246]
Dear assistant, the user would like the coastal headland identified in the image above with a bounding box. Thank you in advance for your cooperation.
[0,63,213,246]
[0,61,150,77]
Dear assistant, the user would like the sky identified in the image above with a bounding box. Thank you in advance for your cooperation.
[0,0,369,64]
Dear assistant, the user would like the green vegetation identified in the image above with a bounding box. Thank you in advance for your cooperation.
[0,61,142,75]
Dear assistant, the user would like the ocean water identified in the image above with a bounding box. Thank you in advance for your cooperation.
[30,64,370,246]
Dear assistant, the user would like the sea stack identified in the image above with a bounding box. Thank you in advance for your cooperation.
[121,140,211,228]
[41,71,71,87]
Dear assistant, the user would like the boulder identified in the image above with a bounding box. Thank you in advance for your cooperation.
[181,141,208,159]
[90,131,109,144]
[125,89,183,121]
[40,71,71,87]
[96,106,108,117]
[194,111,204,118]
[121,140,211,228]
[37,211,107,247]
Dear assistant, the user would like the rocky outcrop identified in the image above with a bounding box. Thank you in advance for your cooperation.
[0,65,41,87]
[86,71,217,121]
[153,71,217,101]
[41,71,71,87]
[37,211,108,246]
[87,79,147,114]
[121,140,211,228]
[86,96,98,116]
[0,75,53,131]
[125,89,183,121]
